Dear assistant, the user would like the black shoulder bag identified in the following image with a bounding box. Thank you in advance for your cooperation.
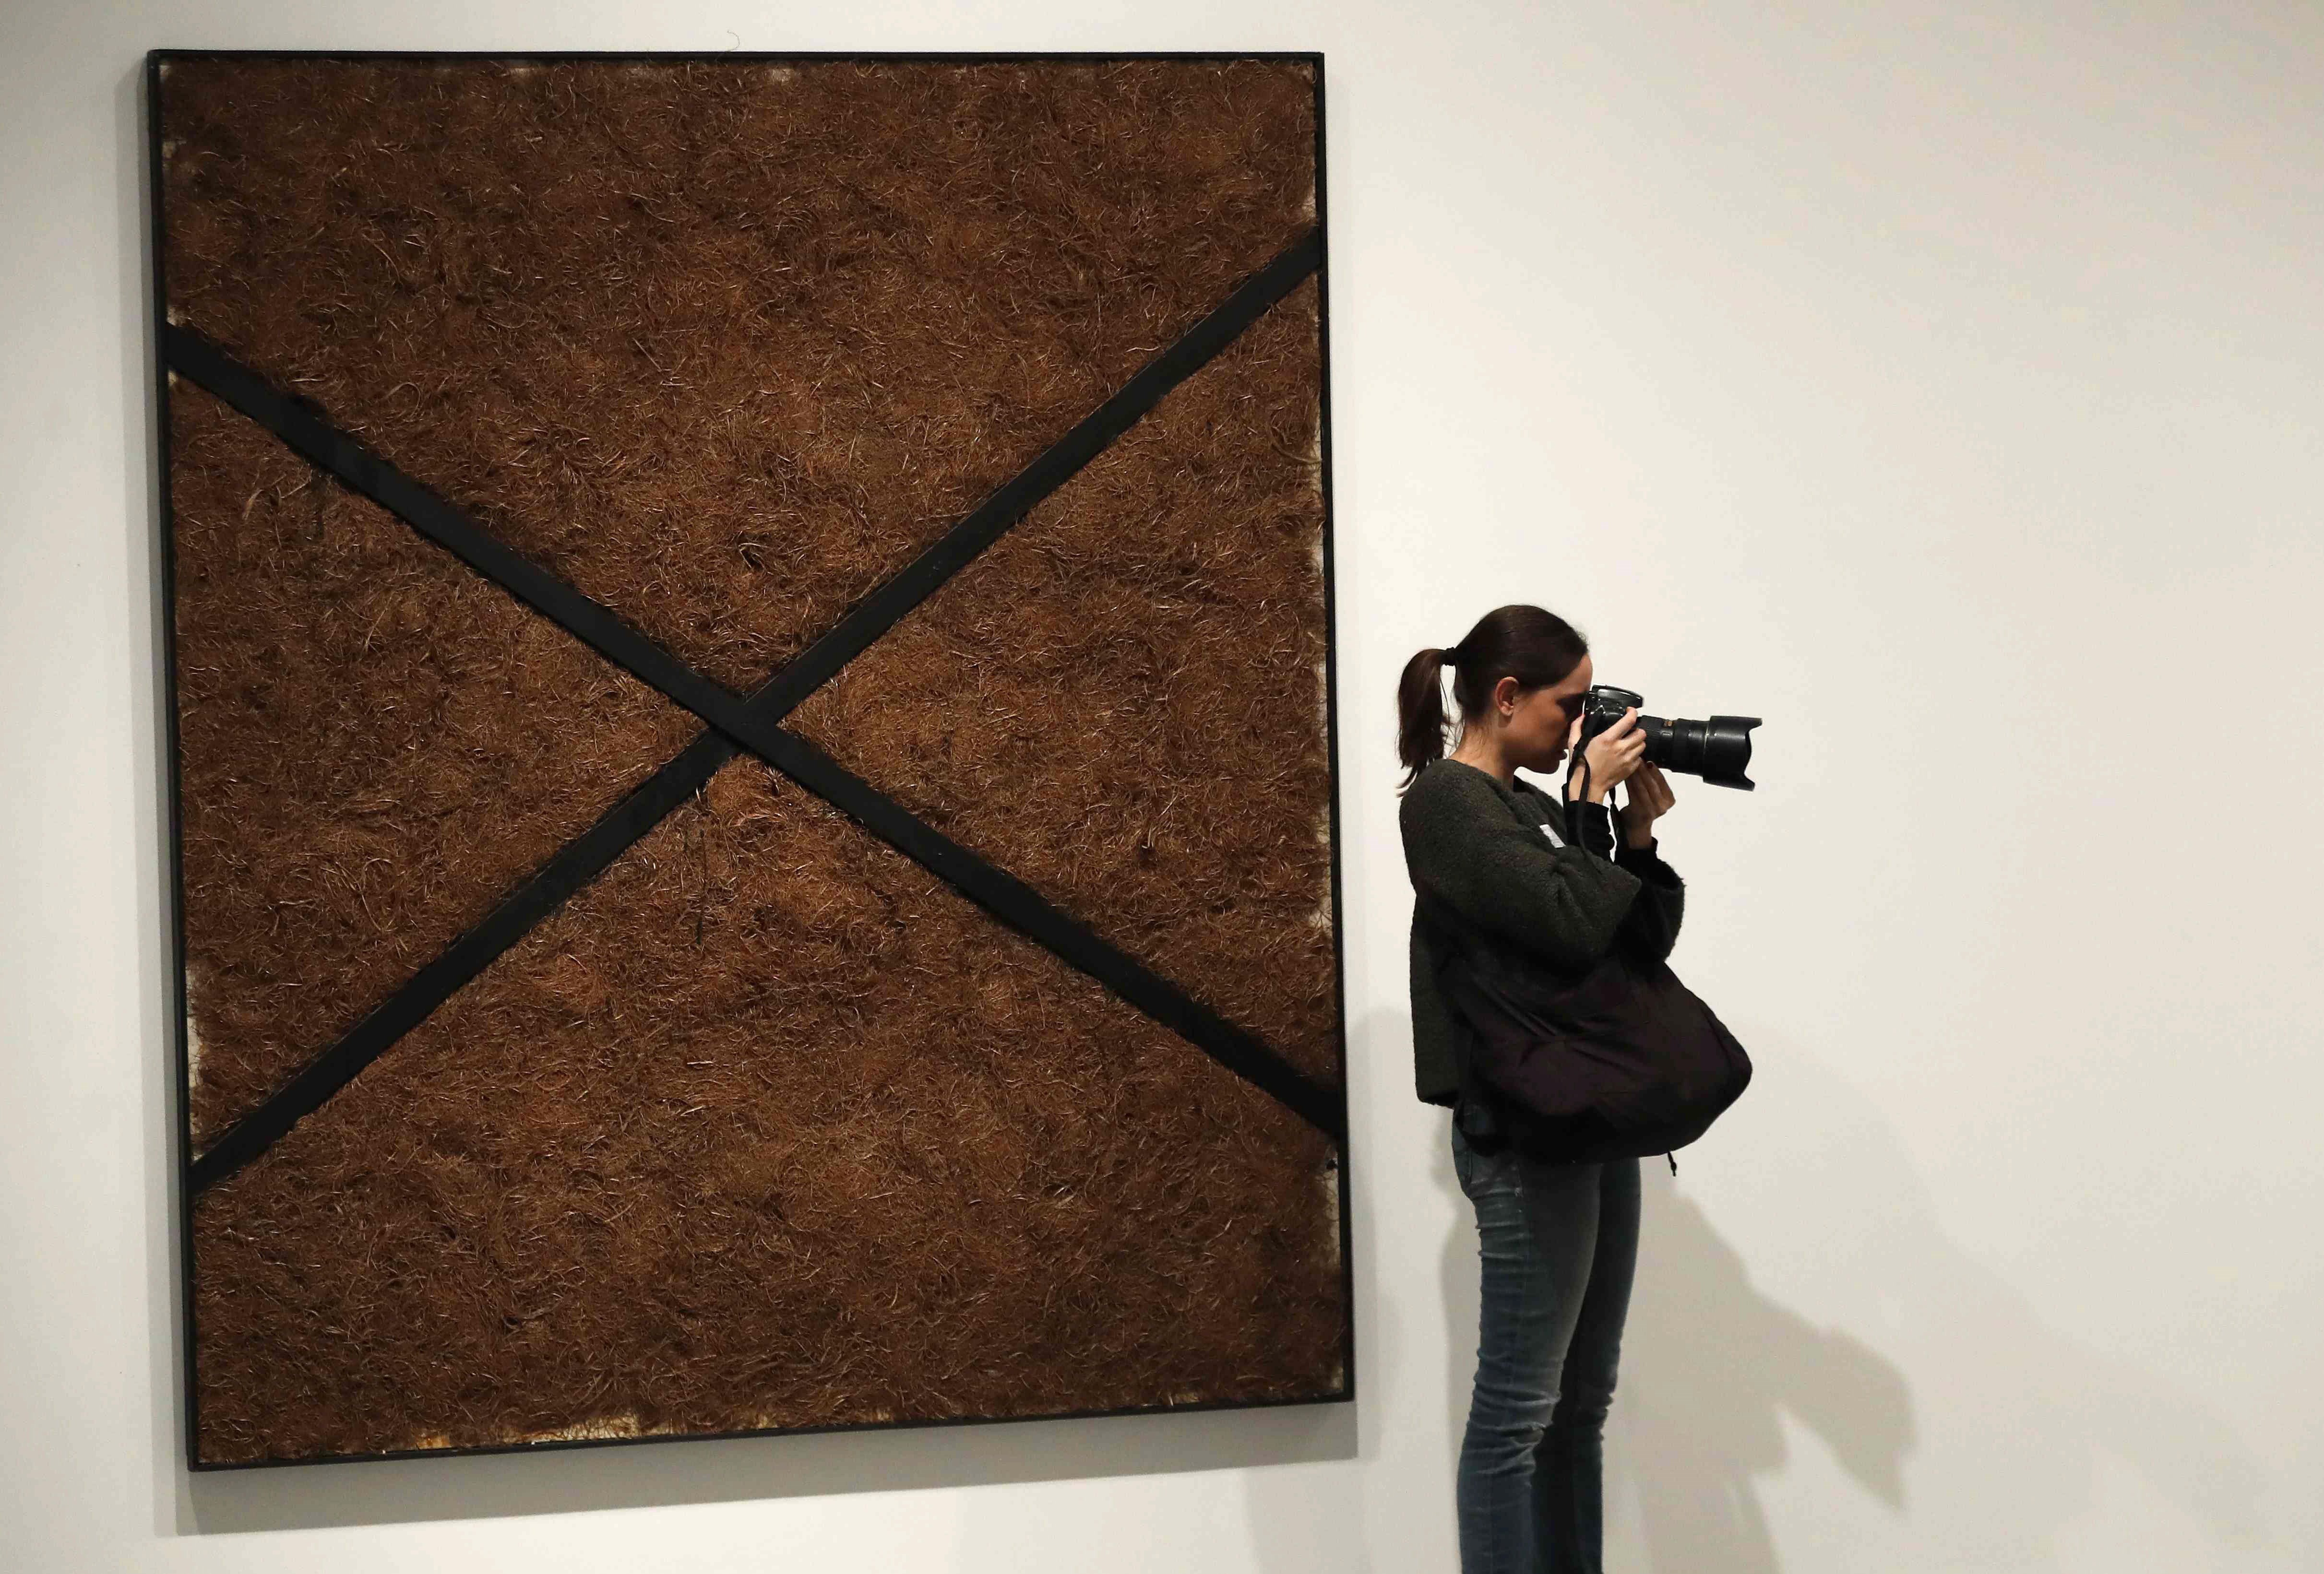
[1433,788,1752,1166]
[1435,929,1752,1165]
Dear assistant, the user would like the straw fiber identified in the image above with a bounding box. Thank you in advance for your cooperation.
[158,53,1343,1465]
[787,276,1336,1087]
[159,56,1319,688]
[192,762,1343,1463]
[167,379,702,1147]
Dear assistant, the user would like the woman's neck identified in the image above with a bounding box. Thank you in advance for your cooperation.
[1446,744,1514,788]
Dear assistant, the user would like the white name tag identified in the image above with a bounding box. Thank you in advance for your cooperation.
[1537,818,1565,848]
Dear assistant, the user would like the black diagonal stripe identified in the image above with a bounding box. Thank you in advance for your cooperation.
[748,230,1323,718]
[188,730,740,1192]
[748,726,1344,1142]
[165,326,746,726]
[174,230,1335,1190]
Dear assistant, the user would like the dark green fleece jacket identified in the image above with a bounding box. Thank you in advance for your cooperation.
[1399,756,1685,1107]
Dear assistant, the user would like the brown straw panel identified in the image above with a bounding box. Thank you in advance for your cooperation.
[787,276,1337,1087]
[166,380,701,1146]
[158,57,1318,689]
[157,51,1343,1466]
[191,760,1344,1464]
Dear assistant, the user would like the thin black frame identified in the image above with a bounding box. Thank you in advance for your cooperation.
[147,47,1351,1471]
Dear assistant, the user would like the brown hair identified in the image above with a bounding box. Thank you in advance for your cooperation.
[1394,604,1588,793]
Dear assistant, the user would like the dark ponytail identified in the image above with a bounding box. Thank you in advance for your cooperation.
[1394,604,1589,793]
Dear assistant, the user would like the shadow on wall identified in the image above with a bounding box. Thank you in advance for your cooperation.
[1438,1044,2271,1570]
[1433,1126,1910,1574]
[1609,1163,1910,1571]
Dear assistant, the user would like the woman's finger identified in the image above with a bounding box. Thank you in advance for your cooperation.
[1626,765,1670,817]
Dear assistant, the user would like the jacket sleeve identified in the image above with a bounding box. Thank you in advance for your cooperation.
[1398,765,1644,974]
[1612,838,1684,962]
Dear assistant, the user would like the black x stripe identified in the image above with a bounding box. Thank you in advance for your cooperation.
[174,229,1340,1193]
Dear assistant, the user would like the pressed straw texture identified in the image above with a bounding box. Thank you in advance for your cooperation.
[192,763,1345,1463]
[168,380,702,1146]
[160,54,1344,1464]
[787,275,1336,1086]
[160,57,1320,688]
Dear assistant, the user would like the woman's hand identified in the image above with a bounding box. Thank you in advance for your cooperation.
[1569,707,1647,802]
[1617,762,1675,849]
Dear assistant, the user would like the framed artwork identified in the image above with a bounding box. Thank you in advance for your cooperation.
[150,48,1347,1467]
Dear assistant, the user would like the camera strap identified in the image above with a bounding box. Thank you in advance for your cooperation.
[1563,753,1600,854]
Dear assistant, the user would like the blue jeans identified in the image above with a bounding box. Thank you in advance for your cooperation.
[1453,1120,1642,1574]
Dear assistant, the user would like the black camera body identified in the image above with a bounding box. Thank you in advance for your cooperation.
[1575,685,1761,791]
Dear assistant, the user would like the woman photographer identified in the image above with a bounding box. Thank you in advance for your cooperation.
[1394,603,1683,1574]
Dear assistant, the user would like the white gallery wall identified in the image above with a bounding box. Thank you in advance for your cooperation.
[3,0,2318,1568]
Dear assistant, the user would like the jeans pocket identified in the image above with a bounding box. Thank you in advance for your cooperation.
[1452,1126,1519,1202]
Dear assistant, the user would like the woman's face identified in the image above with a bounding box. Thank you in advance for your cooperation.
[1491,653,1595,774]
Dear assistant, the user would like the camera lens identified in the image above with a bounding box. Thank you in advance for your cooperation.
[1642,714,1760,790]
